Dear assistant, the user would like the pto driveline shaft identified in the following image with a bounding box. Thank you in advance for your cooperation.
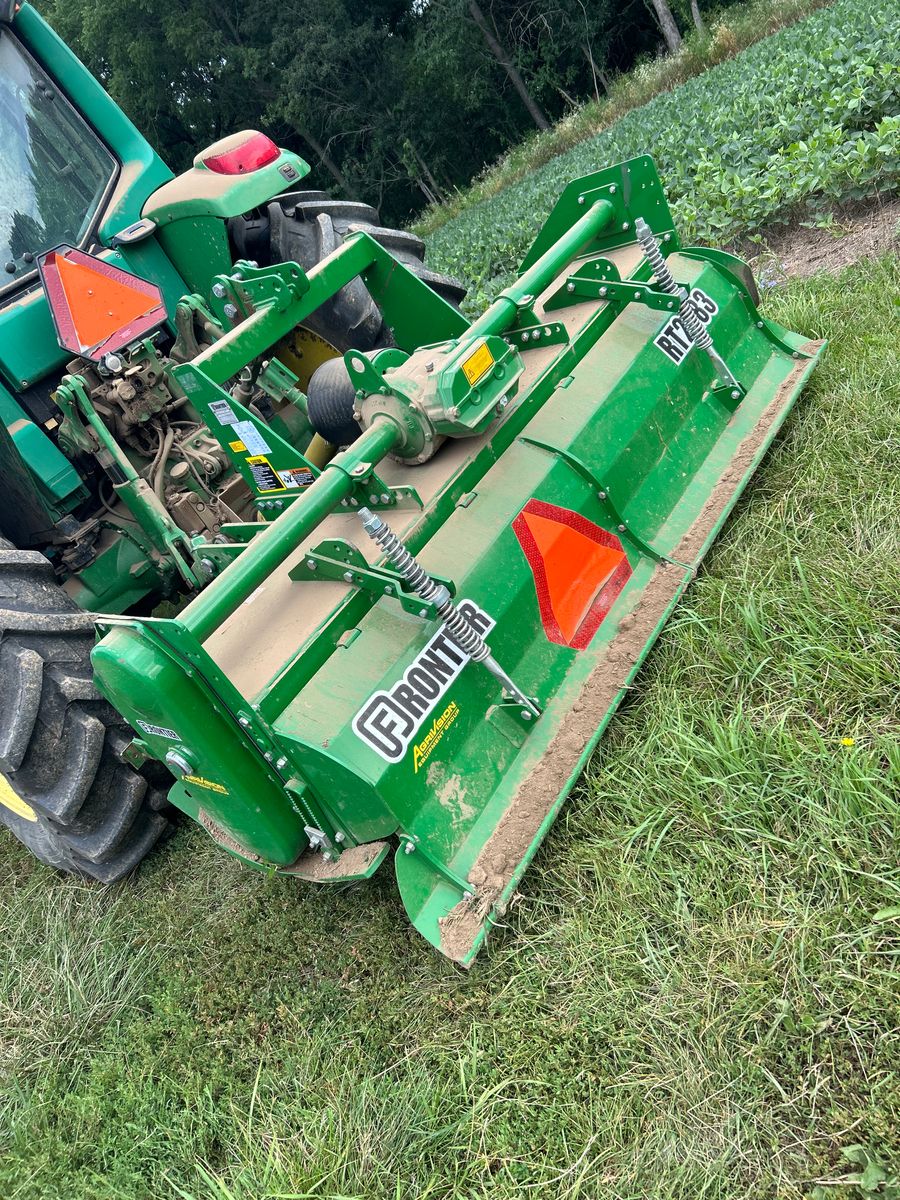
[634,217,738,390]
[358,508,541,718]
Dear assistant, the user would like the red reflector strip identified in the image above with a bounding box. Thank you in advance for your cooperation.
[513,498,633,650]
[203,132,280,174]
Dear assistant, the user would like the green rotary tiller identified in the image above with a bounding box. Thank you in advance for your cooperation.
[89,156,823,964]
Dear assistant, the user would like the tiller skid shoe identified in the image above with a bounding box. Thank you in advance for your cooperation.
[92,156,824,964]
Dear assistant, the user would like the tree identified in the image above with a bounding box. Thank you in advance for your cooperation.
[466,0,550,131]
[646,0,683,52]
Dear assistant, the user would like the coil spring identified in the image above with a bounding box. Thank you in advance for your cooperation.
[434,595,489,661]
[364,515,440,601]
[360,509,489,661]
[635,218,712,350]
[636,221,678,295]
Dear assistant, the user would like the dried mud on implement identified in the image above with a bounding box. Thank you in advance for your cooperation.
[88,157,824,965]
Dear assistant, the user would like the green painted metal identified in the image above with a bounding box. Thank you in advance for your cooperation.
[0,5,830,967]
[87,155,824,966]
[180,419,401,641]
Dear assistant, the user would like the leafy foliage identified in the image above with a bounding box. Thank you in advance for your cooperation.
[426,0,899,311]
[38,0,734,225]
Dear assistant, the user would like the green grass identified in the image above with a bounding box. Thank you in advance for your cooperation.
[422,0,899,314]
[1,255,898,1198]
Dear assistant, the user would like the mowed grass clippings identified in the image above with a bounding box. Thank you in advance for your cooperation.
[0,260,898,1197]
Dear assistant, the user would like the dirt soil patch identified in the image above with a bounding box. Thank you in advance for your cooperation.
[734,194,900,282]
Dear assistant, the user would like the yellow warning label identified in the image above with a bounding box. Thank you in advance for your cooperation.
[0,773,37,822]
[229,439,246,453]
[461,341,494,386]
[413,700,460,773]
[245,455,286,493]
[183,774,229,795]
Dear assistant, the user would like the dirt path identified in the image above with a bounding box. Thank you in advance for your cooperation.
[733,194,899,283]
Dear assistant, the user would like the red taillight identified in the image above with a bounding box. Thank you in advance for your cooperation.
[202,132,280,175]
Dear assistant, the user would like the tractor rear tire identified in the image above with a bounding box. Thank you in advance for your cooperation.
[229,191,465,354]
[0,542,171,881]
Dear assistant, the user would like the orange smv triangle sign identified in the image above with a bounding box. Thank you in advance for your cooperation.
[38,245,166,361]
[513,498,633,649]
[520,508,622,643]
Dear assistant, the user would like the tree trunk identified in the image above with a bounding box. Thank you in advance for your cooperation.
[416,155,446,205]
[291,125,350,192]
[467,0,551,131]
[647,0,683,52]
[689,0,707,33]
[581,42,605,102]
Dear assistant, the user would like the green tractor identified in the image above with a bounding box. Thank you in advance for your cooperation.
[0,3,823,964]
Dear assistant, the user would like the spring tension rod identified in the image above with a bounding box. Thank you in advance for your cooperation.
[634,217,740,393]
[357,508,541,719]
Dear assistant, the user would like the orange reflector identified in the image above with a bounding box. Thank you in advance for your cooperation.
[513,499,632,649]
[38,245,166,361]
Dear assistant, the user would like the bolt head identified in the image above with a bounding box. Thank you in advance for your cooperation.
[404,841,415,854]
[212,282,226,298]
[521,331,530,341]
[622,222,630,231]
[731,389,741,400]
[343,570,354,582]
[566,282,575,293]
[521,710,532,721]
[609,184,617,194]
[275,756,288,770]
[577,195,585,205]
[599,286,608,297]
[597,490,607,500]
[239,716,250,728]
[223,303,238,319]
[618,524,626,532]
[264,751,273,762]
[380,493,390,503]
[306,558,317,570]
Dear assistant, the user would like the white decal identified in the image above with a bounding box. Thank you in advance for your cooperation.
[233,420,272,456]
[209,399,238,425]
[654,288,719,364]
[137,720,180,741]
[353,601,495,763]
